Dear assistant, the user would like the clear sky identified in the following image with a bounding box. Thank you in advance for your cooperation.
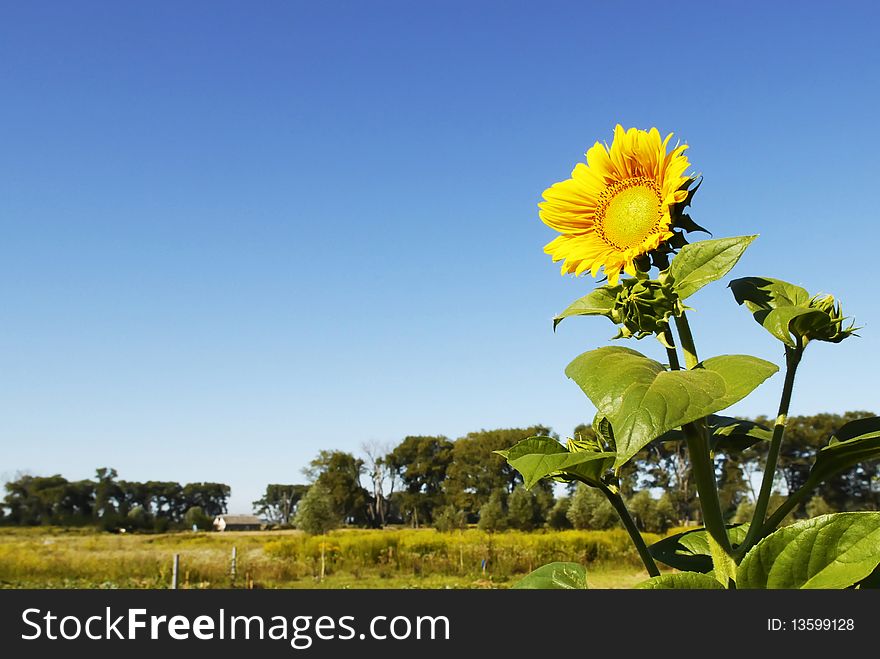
[1,1,878,513]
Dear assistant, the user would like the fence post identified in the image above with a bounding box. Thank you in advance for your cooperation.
[171,553,180,590]
[231,546,237,584]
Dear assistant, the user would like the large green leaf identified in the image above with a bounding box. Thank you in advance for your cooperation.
[636,572,726,589]
[553,286,618,330]
[655,415,772,452]
[565,347,778,468]
[737,512,880,589]
[810,417,880,485]
[650,525,750,573]
[669,235,756,300]
[512,562,588,589]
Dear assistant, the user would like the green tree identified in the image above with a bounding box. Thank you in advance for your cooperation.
[118,480,153,516]
[444,426,552,517]
[126,505,151,529]
[716,453,750,519]
[546,496,572,530]
[477,489,507,532]
[184,506,212,530]
[654,493,678,532]
[746,411,877,517]
[626,490,677,534]
[253,484,309,526]
[3,475,93,525]
[145,481,185,521]
[294,483,339,535]
[566,484,618,530]
[305,450,370,525]
[433,504,467,532]
[181,482,230,518]
[385,435,453,527]
[93,467,122,520]
[506,485,539,531]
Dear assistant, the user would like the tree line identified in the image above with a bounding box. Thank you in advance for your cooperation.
[3,412,877,534]
[1,468,230,531]
[261,412,880,535]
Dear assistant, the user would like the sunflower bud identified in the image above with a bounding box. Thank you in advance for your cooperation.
[730,276,859,349]
[609,274,680,342]
[567,416,616,454]
[796,294,858,344]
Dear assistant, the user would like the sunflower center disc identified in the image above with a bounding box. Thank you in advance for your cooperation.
[598,179,663,249]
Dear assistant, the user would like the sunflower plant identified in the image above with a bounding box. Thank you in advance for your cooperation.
[499,125,880,589]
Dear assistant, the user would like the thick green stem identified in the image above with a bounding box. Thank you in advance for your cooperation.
[598,482,661,577]
[737,345,802,556]
[685,422,734,556]
[672,311,734,558]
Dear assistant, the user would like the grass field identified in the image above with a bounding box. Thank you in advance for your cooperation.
[0,526,667,589]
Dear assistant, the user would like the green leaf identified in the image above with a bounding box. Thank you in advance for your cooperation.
[495,436,567,461]
[737,512,880,589]
[669,235,757,300]
[809,417,880,485]
[510,451,615,490]
[758,306,828,348]
[565,347,778,468]
[512,562,588,589]
[730,276,810,310]
[707,533,738,586]
[496,437,614,489]
[729,276,816,347]
[709,415,773,451]
[553,286,618,330]
[636,572,726,589]
[650,525,750,573]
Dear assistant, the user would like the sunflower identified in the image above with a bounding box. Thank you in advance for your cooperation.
[539,125,695,285]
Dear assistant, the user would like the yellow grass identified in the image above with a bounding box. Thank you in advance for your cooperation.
[0,526,663,589]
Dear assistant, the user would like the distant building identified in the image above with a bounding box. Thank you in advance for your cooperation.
[213,514,263,532]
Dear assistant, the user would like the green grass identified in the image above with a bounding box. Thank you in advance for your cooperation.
[0,526,664,589]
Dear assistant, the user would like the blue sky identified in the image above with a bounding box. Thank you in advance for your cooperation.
[1,1,878,512]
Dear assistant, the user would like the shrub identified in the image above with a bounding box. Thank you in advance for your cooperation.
[546,497,572,530]
[478,490,507,532]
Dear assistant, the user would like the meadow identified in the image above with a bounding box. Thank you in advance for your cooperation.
[0,526,666,589]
